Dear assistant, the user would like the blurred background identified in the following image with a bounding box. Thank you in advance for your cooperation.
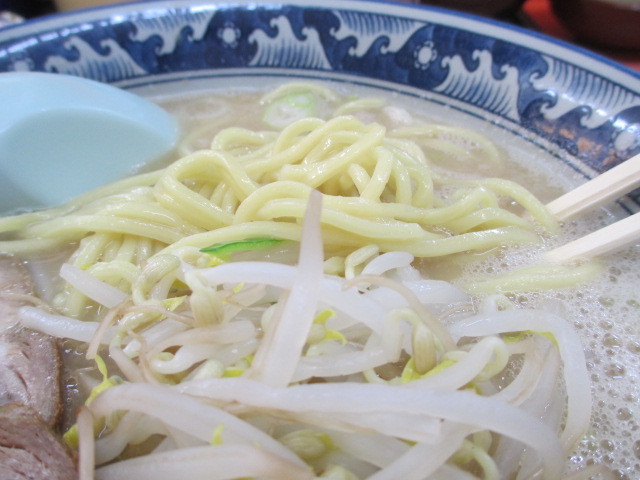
[0,0,638,69]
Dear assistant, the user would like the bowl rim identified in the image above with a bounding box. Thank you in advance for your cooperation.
[1,0,638,87]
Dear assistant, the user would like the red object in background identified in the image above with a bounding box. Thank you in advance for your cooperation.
[419,0,525,17]
[522,0,640,72]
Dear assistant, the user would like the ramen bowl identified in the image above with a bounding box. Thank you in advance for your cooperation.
[0,1,639,478]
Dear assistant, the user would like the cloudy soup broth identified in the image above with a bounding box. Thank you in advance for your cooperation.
[158,83,640,478]
[5,80,639,479]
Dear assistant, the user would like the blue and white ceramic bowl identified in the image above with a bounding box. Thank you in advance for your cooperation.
[0,0,639,210]
[1,1,640,476]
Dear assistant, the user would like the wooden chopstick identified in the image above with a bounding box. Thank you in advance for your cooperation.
[543,153,640,263]
[546,153,640,221]
[544,211,640,263]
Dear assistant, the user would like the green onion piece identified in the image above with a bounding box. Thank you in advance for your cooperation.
[263,92,318,129]
[200,238,284,261]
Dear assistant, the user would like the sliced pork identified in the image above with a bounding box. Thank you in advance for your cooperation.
[0,403,77,480]
[0,328,62,426]
[0,254,63,425]
[0,255,35,331]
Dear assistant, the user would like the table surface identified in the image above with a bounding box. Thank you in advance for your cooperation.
[521,0,640,72]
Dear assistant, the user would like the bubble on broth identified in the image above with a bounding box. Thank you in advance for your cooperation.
[434,129,640,477]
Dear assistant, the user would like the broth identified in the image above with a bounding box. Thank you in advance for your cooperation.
[3,81,639,478]
[156,85,640,477]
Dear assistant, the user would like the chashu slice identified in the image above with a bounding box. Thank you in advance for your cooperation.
[0,328,62,426]
[0,403,77,480]
[0,254,35,331]
[0,255,62,425]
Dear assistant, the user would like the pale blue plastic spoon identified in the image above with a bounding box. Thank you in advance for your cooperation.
[0,72,179,214]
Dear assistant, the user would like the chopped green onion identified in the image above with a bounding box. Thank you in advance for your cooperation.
[200,238,284,262]
[263,92,318,129]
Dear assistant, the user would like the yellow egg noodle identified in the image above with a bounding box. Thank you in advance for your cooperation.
[1,83,589,296]
[0,82,608,479]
